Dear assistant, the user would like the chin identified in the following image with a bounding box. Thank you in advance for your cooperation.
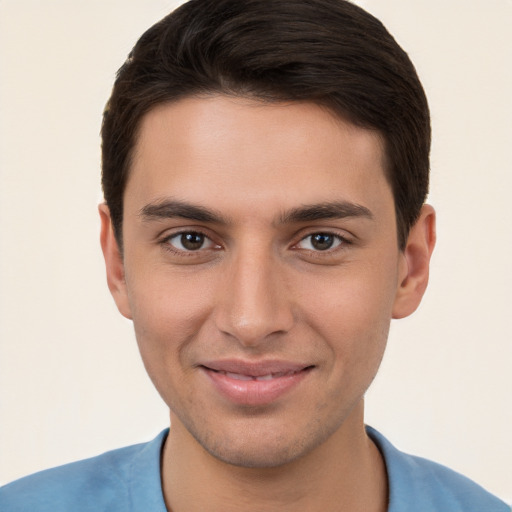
[185,414,335,469]
[203,436,308,469]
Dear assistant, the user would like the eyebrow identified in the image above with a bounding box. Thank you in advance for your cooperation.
[278,201,373,224]
[139,199,373,225]
[139,199,227,223]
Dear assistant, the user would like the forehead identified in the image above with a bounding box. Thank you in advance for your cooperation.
[126,95,392,222]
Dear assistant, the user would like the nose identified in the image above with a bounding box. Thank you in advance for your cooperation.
[213,244,294,347]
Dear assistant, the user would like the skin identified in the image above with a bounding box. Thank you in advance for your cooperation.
[100,95,435,512]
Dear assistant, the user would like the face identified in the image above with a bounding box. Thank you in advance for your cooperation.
[101,95,433,468]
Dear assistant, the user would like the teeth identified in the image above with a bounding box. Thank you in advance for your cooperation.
[255,374,274,381]
[224,371,253,381]
[219,370,298,381]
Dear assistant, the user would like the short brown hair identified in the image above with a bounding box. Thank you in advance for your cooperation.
[101,0,430,249]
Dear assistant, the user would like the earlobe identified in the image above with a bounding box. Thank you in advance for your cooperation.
[392,204,436,319]
[98,204,133,320]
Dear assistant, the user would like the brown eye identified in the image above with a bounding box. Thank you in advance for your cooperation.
[166,232,215,251]
[311,233,335,250]
[180,233,205,250]
[296,233,343,251]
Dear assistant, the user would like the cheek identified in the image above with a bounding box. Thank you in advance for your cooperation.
[299,258,398,330]
[125,273,210,411]
[297,260,397,373]
[124,266,215,366]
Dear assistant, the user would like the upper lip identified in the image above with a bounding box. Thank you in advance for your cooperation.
[200,359,313,377]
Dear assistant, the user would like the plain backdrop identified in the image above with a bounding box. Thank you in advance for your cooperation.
[0,0,511,503]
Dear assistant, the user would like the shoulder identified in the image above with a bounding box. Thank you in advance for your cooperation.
[0,430,168,512]
[0,445,135,512]
[366,426,510,512]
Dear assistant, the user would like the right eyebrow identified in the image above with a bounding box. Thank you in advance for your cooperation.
[139,199,227,224]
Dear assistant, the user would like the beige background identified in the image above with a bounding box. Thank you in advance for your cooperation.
[0,0,510,503]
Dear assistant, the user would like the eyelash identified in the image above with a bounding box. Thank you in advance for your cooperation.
[160,230,219,256]
[159,230,351,256]
[293,232,349,252]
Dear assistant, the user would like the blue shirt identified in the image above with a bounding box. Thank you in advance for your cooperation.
[0,427,509,511]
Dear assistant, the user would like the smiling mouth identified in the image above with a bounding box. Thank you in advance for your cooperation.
[208,369,308,382]
[200,364,314,406]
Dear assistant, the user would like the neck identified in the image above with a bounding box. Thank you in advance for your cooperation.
[161,402,387,512]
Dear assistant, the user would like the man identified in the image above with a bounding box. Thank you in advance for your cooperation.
[0,0,508,511]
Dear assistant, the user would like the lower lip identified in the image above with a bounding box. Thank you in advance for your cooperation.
[202,367,312,406]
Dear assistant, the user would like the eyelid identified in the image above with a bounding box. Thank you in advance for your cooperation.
[292,229,353,250]
[157,226,353,256]
[159,228,221,253]
[296,233,344,251]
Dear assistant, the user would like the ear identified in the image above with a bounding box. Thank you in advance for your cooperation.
[98,204,133,319]
[392,204,436,319]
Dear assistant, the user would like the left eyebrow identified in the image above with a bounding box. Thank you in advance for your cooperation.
[278,201,374,224]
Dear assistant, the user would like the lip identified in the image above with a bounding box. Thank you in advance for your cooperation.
[200,359,314,406]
